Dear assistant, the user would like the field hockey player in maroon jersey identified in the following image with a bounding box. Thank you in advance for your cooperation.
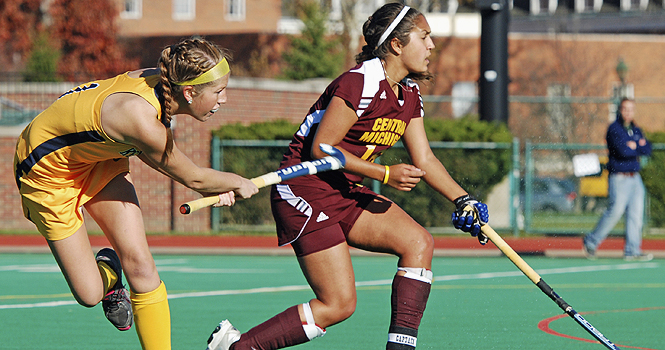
[205,3,489,350]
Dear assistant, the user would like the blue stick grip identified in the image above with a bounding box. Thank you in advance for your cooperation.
[276,156,343,182]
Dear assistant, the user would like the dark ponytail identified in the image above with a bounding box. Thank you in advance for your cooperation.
[354,3,432,82]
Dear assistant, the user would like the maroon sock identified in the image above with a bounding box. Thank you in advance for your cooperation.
[386,275,431,350]
[231,305,309,350]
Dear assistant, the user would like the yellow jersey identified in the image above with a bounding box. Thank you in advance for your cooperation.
[14,71,162,240]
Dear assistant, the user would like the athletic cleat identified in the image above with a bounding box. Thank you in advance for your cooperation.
[206,320,241,350]
[102,288,133,330]
[624,253,653,262]
[96,248,133,331]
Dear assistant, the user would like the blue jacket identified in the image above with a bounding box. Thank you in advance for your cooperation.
[606,116,651,173]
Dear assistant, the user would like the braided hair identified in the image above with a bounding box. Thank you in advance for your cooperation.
[157,38,231,128]
[155,38,231,161]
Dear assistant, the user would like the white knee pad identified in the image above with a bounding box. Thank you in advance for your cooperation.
[398,267,433,284]
[302,302,326,340]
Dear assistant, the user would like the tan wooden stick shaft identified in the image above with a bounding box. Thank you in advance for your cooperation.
[481,224,542,285]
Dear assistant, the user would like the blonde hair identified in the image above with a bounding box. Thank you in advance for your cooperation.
[157,38,231,127]
[155,38,230,163]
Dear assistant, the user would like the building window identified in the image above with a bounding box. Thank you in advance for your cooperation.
[120,0,142,19]
[621,0,648,11]
[226,0,246,21]
[173,0,195,21]
[529,0,557,14]
[541,0,557,14]
[574,0,601,12]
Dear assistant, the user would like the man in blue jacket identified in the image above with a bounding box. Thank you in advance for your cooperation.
[584,98,653,261]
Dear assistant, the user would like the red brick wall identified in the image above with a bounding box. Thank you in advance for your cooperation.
[4,33,665,233]
[0,82,322,234]
[0,136,35,231]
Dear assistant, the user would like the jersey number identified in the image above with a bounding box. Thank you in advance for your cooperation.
[361,145,380,163]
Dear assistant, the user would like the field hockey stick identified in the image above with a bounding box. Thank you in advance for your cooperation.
[179,143,346,214]
[481,224,621,350]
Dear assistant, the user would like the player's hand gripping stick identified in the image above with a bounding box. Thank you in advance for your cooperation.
[179,143,346,214]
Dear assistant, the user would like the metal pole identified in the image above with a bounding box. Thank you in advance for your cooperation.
[511,137,520,236]
[211,136,221,232]
[477,0,510,123]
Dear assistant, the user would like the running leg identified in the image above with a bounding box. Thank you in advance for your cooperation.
[347,200,435,349]
[85,173,170,350]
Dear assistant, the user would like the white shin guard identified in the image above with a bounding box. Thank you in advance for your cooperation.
[302,302,326,340]
[397,267,433,284]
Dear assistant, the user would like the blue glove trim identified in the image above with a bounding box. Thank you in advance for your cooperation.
[475,202,489,225]
[451,195,490,245]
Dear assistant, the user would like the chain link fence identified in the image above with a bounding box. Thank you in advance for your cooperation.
[522,142,665,235]
[210,139,518,233]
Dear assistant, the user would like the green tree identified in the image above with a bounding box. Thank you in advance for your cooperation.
[49,0,137,81]
[282,0,343,80]
[24,31,60,82]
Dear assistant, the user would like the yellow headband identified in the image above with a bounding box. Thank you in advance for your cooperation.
[173,58,230,86]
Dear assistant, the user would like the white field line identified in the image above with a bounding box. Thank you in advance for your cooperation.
[0,262,658,310]
[0,263,280,274]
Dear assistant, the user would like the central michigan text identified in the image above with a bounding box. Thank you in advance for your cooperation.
[358,117,407,146]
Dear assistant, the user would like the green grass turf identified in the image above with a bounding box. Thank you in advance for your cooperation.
[1,253,662,349]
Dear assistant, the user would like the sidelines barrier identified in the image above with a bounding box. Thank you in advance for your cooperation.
[211,138,665,237]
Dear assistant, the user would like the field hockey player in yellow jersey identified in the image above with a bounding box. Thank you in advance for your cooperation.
[14,37,258,350]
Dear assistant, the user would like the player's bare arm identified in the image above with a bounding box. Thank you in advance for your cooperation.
[100,92,257,198]
[401,117,466,201]
[311,96,423,190]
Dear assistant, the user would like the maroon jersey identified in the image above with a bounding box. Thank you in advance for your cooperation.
[279,57,424,187]
[271,58,425,247]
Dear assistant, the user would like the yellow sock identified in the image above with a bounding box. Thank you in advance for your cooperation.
[131,281,171,350]
[97,261,118,294]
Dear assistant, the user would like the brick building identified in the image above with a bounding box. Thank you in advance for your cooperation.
[2,0,665,233]
[3,33,665,233]
[114,0,282,37]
